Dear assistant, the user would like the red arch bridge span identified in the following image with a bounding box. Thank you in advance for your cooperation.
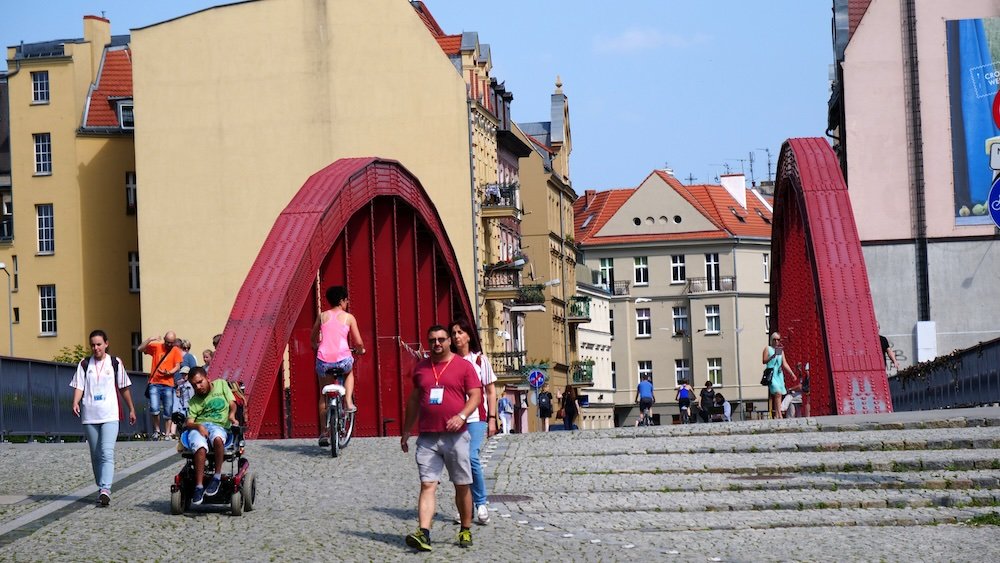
[211,158,474,439]
[770,138,892,416]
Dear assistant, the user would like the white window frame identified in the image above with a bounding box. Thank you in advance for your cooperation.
[31,71,49,103]
[118,101,134,129]
[672,306,689,336]
[39,284,56,335]
[707,357,723,386]
[705,253,720,291]
[765,304,771,334]
[705,304,721,334]
[633,256,648,286]
[671,255,686,284]
[636,308,651,338]
[638,360,653,382]
[128,251,140,293]
[33,133,52,175]
[763,253,770,282]
[674,359,690,386]
[599,258,614,287]
[36,204,54,254]
[125,171,137,214]
[131,332,143,372]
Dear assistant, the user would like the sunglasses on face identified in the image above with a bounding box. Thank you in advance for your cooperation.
[428,337,449,344]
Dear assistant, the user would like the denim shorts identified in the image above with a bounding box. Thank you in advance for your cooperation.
[316,357,354,379]
[148,383,174,416]
[185,422,228,453]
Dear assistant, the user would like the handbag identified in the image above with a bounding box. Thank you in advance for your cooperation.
[760,367,773,386]
[556,408,565,419]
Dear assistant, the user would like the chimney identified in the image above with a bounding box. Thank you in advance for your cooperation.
[584,189,596,210]
[720,173,747,209]
[83,15,111,83]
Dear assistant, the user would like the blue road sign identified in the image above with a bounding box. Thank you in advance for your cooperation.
[527,370,546,388]
[990,174,1000,229]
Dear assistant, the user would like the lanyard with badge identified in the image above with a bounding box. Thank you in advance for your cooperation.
[92,357,108,402]
[429,356,454,405]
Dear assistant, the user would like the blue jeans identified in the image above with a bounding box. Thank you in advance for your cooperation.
[467,421,487,506]
[148,384,174,417]
[83,421,119,490]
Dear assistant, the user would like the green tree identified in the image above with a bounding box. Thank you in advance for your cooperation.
[53,344,89,365]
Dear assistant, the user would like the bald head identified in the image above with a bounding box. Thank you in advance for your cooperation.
[164,331,177,348]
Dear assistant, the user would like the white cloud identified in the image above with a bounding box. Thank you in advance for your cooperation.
[593,28,710,54]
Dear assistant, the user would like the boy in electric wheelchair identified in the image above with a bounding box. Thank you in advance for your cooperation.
[170,367,255,514]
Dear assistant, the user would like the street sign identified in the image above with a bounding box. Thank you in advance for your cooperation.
[989,174,1000,229]
[527,369,546,388]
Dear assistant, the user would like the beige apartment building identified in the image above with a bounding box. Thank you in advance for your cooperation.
[2,16,140,365]
[575,170,773,425]
[516,79,580,431]
[129,0,475,358]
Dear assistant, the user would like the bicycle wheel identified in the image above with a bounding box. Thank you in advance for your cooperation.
[328,400,340,458]
[338,409,355,449]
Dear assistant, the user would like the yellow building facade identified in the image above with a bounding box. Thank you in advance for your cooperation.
[3,16,140,364]
[130,0,475,360]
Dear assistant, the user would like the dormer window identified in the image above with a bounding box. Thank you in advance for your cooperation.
[117,101,134,129]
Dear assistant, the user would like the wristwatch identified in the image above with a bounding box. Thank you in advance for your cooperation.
[488,415,497,420]
[458,413,467,421]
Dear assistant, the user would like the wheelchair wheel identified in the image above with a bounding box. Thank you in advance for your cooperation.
[242,473,256,512]
[170,489,185,515]
[230,490,244,516]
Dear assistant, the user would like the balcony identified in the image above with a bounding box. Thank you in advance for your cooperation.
[571,361,594,385]
[490,350,526,381]
[686,276,736,294]
[514,284,545,305]
[567,296,591,323]
[483,268,521,301]
[482,183,521,220]
[612,280,630,296]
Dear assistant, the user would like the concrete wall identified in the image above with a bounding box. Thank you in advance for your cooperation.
[131,0,473,359]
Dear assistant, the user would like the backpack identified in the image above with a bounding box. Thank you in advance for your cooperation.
[538,392,552,409]
[80,356,123,387]
[499,397,513,414]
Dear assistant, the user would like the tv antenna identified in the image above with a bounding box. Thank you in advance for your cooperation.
[756,148,774,182]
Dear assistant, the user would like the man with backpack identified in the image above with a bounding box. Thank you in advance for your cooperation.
[536,384,554,432]
[71,330,137,506]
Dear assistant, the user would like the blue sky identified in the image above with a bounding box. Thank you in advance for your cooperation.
[1,1,833,192]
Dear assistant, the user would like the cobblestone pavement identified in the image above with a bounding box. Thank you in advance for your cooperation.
[0,408,998,561]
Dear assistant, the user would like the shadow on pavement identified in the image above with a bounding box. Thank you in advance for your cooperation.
[371,506,455,526]
[134,499,236,518]
[343,529,407,548]
[257,443,331,457]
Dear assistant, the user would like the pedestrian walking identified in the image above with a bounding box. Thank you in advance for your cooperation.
[762,332,795,419]
[401,325,482,551]
[698,381,715,423]
[537,384,553,432]
[138,332,184,439]
[559,385,580,430]
[449,319,497,526]
[70,330,137,506]
[497,395,514,434]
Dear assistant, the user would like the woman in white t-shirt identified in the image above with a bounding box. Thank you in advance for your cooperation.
[70,330,137,506]
[450,319,497,525]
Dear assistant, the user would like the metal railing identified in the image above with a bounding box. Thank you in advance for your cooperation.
[490,350,526,378]
[571,362,594,385]
[1,356,152,440]
[889,337,1000,411]
[686,276,736,293]
[515,284,545,304]
[568,296,591,321]
[483,183,519,208]
[612,281,630,296]
[484,268,521,290]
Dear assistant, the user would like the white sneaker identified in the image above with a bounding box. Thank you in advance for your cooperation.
[476,504,490,525]
[454,512,462,524]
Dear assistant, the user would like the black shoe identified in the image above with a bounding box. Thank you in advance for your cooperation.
[318,435,330,447]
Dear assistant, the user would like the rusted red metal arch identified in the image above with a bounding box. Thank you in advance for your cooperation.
[770,138,892,415]
[211,158,474,438]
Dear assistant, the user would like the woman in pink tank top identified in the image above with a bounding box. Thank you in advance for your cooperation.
[311,286,365,446]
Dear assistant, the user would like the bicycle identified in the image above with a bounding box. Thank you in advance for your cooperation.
[321,362,357,458]
[638,405,653,427]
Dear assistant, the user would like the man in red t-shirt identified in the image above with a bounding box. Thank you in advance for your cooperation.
[139,331,184,439]
[401,325,482,552]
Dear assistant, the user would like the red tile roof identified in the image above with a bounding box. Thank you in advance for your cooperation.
[435,34,462,55]
[84,47,132,129]
[525,133,555,154]
[573,171,772,247]
[411,1,445,37]
[848,0,872,39]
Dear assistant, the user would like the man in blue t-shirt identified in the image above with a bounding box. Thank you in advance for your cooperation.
[634,375,655,426]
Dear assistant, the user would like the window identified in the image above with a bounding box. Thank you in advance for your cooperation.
[672,306,689,336]
[33,133,52,175]
[31,71,49,103]
[118,102,134,129]
[36,204,54,254]
[708,357,723,386]
[609,309,614,339]
[705,304,720,334]
[638,361,653,382]
[131,332,143,371]
[125,171,137,214]
[636,308,651,337]
[705,253,720,291]
[611,362,617,389]
[633,256,648,285]
[671,255,686,284]
[599,258,614,287]
[765,304,771,334]
[39,284,56,335]
[763,253,770,282]
[674,359,690,386]
[128,251,140,292]
[11,255,17,291]
[12,307,19,324]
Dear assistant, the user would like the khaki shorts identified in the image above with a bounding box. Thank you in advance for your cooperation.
[415,431,472,485]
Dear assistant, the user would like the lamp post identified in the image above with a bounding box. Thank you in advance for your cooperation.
[0,262,11,356]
